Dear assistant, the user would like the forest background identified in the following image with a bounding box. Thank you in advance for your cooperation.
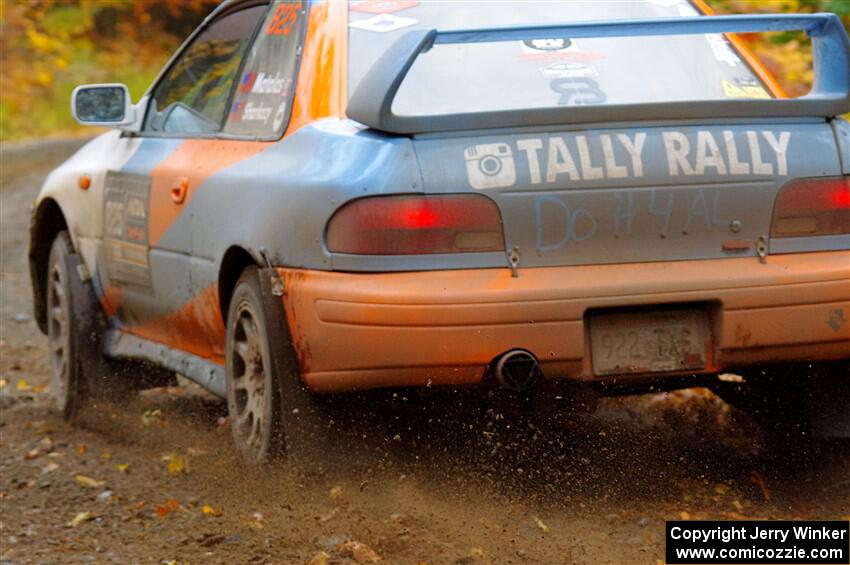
[1,0,849,141]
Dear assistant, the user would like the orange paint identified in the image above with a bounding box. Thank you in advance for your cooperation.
[146,139,273,247]
[101,284,123,317]
[285,1,348,135]
[123,285,226,365]
[691,0,787,98]
[278,250,850,391]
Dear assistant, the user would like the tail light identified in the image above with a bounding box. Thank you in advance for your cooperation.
[326,194,504,255]
[771,176,850,237]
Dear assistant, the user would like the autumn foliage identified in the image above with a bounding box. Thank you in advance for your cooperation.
[0,0,218,140]
[706,0,850,98]
[0,0,848,141]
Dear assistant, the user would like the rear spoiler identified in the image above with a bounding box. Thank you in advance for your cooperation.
[347,14,850,135]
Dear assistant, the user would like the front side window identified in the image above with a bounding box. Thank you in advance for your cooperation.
[144,5,267,135]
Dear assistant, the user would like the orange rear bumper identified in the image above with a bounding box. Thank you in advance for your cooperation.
[278,252,850,393]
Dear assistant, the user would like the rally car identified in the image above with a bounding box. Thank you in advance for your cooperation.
[30,0,850,462]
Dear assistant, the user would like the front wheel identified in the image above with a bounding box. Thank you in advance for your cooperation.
[46,231,87,420]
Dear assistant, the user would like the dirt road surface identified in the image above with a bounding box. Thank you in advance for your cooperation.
[1,144,848,565]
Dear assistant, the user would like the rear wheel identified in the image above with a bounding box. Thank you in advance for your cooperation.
[225,270,285,463]
[225,267,336,464]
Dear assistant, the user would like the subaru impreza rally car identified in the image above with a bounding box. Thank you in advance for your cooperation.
[30,0,850,462]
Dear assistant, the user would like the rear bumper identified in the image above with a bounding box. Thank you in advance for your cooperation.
[278,251,850,393]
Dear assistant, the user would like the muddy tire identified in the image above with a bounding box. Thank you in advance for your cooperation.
[225,267,335,464]
[45,231,172,419]
[46,232,89,420]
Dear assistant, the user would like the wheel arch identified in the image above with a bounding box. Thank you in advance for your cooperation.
[29,197,71,334]
[218,245,261,324]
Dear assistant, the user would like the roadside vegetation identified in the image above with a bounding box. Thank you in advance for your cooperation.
[0,0,847,142]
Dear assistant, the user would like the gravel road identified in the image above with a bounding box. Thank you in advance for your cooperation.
[1,143,848,565]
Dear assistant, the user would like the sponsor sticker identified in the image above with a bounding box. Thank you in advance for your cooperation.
[272,101,288,131]
[246,72,292,96]
[238,72,257,94]
[706,34,740,66]
[722,79,770,99]
[521,37,579,54]
[350,1,419,14]
[461,129,791,189]
[266,2,300,36]
[540,63,597,79]
[230,101,245,121]
[102,172,152,291]
[241,102,274,123]
[464,143,517,190]
[350,13,418,33]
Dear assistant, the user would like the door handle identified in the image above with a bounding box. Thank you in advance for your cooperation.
[170,177,189,204]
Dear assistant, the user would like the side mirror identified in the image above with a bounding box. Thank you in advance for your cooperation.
[71,84,140,130]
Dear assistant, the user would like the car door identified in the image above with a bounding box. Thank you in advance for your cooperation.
[101,4,269,360]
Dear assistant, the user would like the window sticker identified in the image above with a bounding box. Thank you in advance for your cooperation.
[266,2,299,36]
[349,13,418,33]
[521,38,578,54]
[722,79,770,99]
[551,78,607,106]
[350,1,419,14]
[706,34,740,66]
[540,63,597,79]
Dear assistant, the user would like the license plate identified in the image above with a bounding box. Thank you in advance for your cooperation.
[589,310,707,376]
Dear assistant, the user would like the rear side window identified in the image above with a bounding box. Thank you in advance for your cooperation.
[144,5,267,135]
[224,0,306,138]
[348,1,773,117]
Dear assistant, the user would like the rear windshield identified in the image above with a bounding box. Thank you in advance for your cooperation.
[347,0,772,117]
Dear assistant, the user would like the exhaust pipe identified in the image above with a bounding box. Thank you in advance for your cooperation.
[493,350,541,392]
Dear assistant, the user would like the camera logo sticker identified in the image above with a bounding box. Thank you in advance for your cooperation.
[464,143,517,189]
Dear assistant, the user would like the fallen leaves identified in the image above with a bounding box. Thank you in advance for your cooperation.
[244,511,264,529]
[342,540,381,563]
[68,511,93,527]
[16,379,30,391]
[41,462,60,474]
[533,516,550,533]
[329,486,343,500]
[75,475,105,488]
[142,409,166,427]
[155,498,180,519]
[161,453,187,475]
[307,551,331,565]
[115,463,129,474]
[202,504,223,517]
